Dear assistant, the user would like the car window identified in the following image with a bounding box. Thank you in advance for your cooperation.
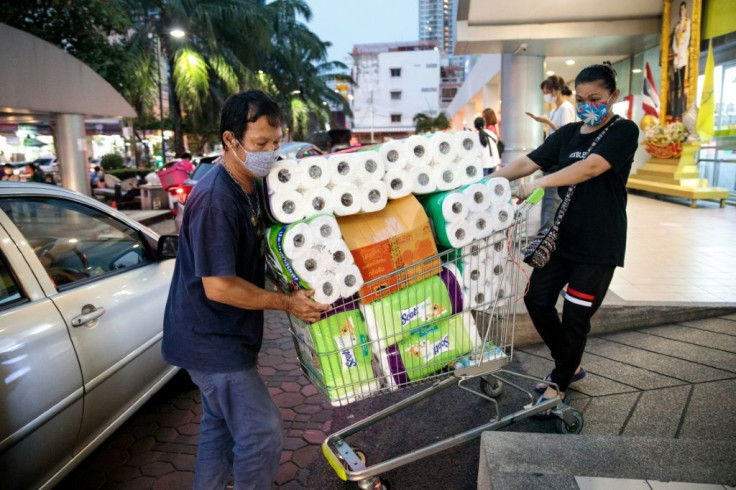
[0,197,154,289]
[0,254,24,309]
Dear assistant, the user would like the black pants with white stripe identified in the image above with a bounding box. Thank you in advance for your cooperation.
[524,253,616,393]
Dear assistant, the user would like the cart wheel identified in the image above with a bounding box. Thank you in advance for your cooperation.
[373,478,391,490]
[555,409,584,434]
[339,448,367,470]
[480,376,504,398]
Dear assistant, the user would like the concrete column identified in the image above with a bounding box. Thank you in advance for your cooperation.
[482,82,500,114]
[500,54,545,165]
[55,114,89,195]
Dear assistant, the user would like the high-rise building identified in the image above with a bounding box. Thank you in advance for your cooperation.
[419,0,465,108]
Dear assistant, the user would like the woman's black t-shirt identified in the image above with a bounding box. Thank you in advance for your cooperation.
[526,118,639,267]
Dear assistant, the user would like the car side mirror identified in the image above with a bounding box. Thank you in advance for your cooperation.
[157,234,179,259]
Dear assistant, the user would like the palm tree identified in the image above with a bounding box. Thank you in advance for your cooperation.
[413,113,450,134]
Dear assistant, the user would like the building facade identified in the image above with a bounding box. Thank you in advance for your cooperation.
[351,42,440,143]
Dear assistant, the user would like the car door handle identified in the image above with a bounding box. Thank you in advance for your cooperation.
[72,305,106,327]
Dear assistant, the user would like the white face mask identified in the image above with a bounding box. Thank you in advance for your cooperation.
[543,93,555,104]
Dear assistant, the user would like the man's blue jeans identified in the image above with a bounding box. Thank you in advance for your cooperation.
[187,367,282,490]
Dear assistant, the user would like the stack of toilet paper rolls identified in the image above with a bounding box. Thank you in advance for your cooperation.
[264,131,486,223]
[266,214,364,305]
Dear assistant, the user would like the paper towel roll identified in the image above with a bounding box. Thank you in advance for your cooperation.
[485,177,512,204]
[404,135,433,167]
[408,166,436,195]
[464,183,492,213]
[445,221,474,249]
[469,211,493,240]
[269,190,305,223]
[331,182,361,216]
[459,158,484,186]
[266,159,302,193]
[292,248,324,284]
[440,192,469,223]
[323,239,354,267]
[303,187,334,217]
[312,273,341,305]
[379,140,407,171]
[281,222,315,260]
[454,131,480,159]
[298,157,332,190]
[337,263,364,298]
[329,154,359,185]
[433,163,462,191]
[308,214,341,241]
[429,132,458,164]
[354,153,386,183]
[382,168,412,199]
[360,181,389,213]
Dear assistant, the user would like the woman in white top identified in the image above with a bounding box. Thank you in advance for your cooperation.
[474,116,500,175]
[526,75,577,233]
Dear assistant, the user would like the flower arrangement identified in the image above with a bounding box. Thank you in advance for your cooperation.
[642,122,688,159]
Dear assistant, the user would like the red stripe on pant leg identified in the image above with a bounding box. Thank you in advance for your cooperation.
[567,287,595,301]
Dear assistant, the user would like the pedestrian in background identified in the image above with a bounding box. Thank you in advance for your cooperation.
[162,90,328,489]
[482,107,499,137]
[494,63,638,414]
[2,163,19,181]
[526,74,577,233]
[174,152,195,174]
[475,116,500,175]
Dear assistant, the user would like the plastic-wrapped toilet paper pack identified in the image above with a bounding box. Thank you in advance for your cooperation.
[438,264,464,314]
[382,168,412,200]
[297,156,332,190]
[408,166,436,195]
[379,140,407,171]
[377,314,480,387]
[303,187,334,216]
[359,181,389,213]
[331,182,362,216]
[289,309,380,406]
[429,132,458,164]
[404,135,433,168]
[421,190,473,249]
[266,159,303,193]
[265,224,316,291]
[360,274,452,355]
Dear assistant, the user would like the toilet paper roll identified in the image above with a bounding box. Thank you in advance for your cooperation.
[303,187,334,217]
[463,183,492,213]
[433,163,462,191]
[266,159,302,193]
[354,153,386,183]
[462,266,486,290]
[404,135,433,167]
[360,181,389,213]
[291,248,324,284]
[488,202,514,232]
[469,211,493,240]
[379,140,407,171]
[382,168,412,199]
[440,192,469,223]
[298,157,332,190]
[312,273,341,305]
[467,283,494,309]
[337,264,364,298]
[486,232,509,262]
[408,166,436,195]
[461,241,487,271]
[329,154,360,185]
[429,132,458,164]
[484,177,512,204]
[458,158,484,186]
[454,131,480,159]
[308,214,341,241]
[445,221,474,249]
[331,182,362,216]
[490,278,512,302]
[322,239,354,267]
[488,261,506,282]
[281,222,315,260]
[269,190,305,223]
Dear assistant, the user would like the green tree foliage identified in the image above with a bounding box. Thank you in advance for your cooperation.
[100,153,125,170]
[413,113,450,134]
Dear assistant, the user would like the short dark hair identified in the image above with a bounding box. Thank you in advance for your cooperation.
[219,90,283,147]
[540,75,572,96]
[180,152,191,160]
[575,61,618,93]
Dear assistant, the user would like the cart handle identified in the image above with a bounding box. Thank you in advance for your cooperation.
[521,187,544,204]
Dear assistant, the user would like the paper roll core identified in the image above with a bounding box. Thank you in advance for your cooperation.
[277,168,294,183]
[386,149,401,163]
[389,177,405,191]
[340,193,354,207]
[337,160,351,177]
[413,145,427,158]
[307,164,322,179]
[438,141,451,156]
[493,183,506,196]
[310,196,327,211]
[304,257,319,272]
[454,227,467,241]
[282,200,296,214]
[440,169,454,184]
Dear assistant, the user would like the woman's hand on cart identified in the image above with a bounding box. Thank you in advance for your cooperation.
[287,290,330,323]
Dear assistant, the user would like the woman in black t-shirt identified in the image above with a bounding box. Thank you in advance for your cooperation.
[493,63,639,415]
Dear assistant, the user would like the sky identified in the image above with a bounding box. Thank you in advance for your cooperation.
[304,0,420,67]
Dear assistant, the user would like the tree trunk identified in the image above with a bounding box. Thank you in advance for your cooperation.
[167,60,185,156]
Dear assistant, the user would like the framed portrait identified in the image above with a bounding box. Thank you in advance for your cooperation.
[659,0,702,123]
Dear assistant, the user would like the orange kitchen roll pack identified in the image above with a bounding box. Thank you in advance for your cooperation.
[337,195,440,303]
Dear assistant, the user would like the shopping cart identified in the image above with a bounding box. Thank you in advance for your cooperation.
[283,188,583,489]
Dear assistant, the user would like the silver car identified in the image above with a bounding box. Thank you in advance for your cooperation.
[0,182,179,489]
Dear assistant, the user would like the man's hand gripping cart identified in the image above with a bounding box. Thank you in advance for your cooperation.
[285,188,583,490]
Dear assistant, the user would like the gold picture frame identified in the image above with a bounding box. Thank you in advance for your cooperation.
[659,0,702,123]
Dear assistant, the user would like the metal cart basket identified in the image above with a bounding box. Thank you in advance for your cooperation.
[283,189,583,489]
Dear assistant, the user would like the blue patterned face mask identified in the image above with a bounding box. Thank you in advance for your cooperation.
[232,140,277,177]
[576,95,613,126]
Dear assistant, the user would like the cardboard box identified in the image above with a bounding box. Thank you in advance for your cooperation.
[337,195,440,303]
